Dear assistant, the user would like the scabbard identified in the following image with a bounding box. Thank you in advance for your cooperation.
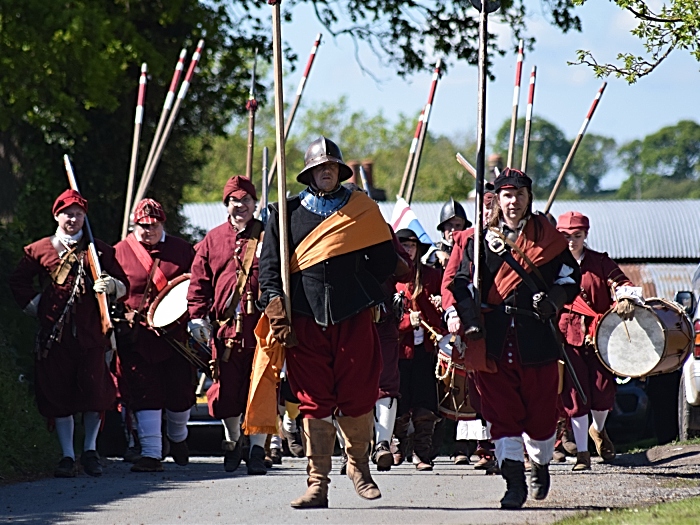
[548,320,587,405]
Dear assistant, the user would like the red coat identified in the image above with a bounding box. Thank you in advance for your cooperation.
[187,219,262,348]
[397,264,445,359]
[9,237,127,348]
[440,228,474,311]
[113,234,194,362]
[558,248,632,347]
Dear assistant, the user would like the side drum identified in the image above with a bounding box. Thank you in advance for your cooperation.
[435,335,477,421]
[595,297,693,378]
[147,274,191,331]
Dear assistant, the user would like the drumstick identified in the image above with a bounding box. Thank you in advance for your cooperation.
[610,283,632,342]
[420,319,443,341]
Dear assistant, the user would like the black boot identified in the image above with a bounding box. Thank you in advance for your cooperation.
[412,409,439,471]
[247,445,268,475]
[223,440,242,472]
[499,459,527,509]
[392,413,411,465]
[530,461,550,500]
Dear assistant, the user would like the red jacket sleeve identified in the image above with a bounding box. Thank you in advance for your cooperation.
[441,228,473,311]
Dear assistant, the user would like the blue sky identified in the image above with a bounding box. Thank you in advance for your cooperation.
[275,1,699,189]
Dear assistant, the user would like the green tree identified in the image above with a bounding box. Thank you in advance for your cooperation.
[571,0,700,83]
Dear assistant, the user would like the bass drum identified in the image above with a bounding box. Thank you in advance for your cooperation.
[435,335,477,421]
[595,297,693,378]
[147,274,191,331]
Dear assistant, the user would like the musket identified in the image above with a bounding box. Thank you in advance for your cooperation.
[267,33,322,188]
[121,63,148,240]
[62,155,115,343]
[506,40,524,168]
[245,48,259,181]
[544,82,607,214]
[404,59,443,203]
[520,66,537,172]
[398,107,424,199]
[270,1,292,317]
[137,49,187,202]
[134,40,205,205]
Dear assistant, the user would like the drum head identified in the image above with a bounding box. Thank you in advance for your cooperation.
[148,276,191,329]
[596,306,664,377]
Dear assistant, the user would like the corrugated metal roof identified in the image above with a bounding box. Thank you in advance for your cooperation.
[619,264,697,300]
[182,199,700,261]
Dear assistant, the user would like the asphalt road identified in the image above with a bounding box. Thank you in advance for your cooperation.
[2,452,700,525]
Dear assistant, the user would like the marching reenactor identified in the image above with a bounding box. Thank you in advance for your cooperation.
[113,198,196,473]
[556,211,641,469]
[392,229,445,471]
[258,137,397,508]
[9,190,128,478]
[450,169,581,509]
[426,198,471,269]
[186,175,267,475]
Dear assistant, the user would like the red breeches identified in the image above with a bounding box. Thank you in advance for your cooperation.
[561,343,616,418]
[207,340,255,419]
[287,309,382,419]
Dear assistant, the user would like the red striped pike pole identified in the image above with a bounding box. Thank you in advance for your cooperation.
[138,48,187,199]
[520,65,537,173]
[544,81,607,214]
[267,33,322,187]
[134,40,204,205]
[506,39,524,168]
[404,58,443,203]
[246,48,259,181]
[398,107,424,199]
[121,63,148,240]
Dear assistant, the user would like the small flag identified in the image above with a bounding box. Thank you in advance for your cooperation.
[390,198,433,246]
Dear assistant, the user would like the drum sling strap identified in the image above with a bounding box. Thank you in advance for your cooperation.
[485,227,588,404]
[125,234,168,292]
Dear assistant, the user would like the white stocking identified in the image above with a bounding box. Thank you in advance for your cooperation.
[83,412,101,452]
[523,432,556,465]
[591,410,608,432]
[282,413,297,433]
[494,436,524,467]
[375,397,397,444]
[571,414,590,452]
[135,409,162,459]
[249,434,267,449]
[55,416,75,460]
[166,409,190,443]
[222,416,241,444]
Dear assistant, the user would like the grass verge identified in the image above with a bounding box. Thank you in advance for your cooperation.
[556,496,700,524]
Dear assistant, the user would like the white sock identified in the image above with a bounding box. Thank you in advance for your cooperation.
[591,410,608,432]
[523,432,556,465]
[271,434,283,449]
[333,419,346,448]
[222,416,241,444]
[83,412,101,452]
[375,397,398,443]
[136,410,162,459]
[494,436,524,467]
[249,434,268,449]
[456,420,470,441]
[166,409,190,443]
[282,413,297,433]
[571,415,590,452]
[55,416,75,460]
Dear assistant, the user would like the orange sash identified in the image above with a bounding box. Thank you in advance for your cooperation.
[243,191,391,435]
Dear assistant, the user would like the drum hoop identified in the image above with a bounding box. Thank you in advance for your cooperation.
[146,273,191,328]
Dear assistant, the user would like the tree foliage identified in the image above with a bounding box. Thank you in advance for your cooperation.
[571,0,700,83]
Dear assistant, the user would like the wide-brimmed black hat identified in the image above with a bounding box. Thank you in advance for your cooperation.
[396,228,432,255]
[297,136,354,186]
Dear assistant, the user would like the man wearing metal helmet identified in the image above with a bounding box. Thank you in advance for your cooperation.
[450,168,581,509]
[113,198,196,473]
[9,190,128,478]
[187,176,269,475]
[427,198,472,269]
[258,137,397,509]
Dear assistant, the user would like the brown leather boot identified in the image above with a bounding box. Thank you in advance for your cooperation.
[392,413,411,465]
[336,412,381,500]
[412,408,439,471]
[572,451,591,471]
[589,425,615,462]
[290,418,336,509]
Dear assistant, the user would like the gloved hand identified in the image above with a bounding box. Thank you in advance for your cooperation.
[614,298,635,321]
[430,294,442,309]
[409,310,422,328]
[188,318,212,344]
[447,310,462,334]
[93,273,116,295]
[265,296,298,347]
[532,292,557,320]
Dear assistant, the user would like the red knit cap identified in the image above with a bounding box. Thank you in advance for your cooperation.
[223,175,257,203]
[557,211,590,233]
[133,198,166,224]
[52,189,88,216]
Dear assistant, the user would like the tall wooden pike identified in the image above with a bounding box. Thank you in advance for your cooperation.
[270,1,292,315]
[267,33,323,187]
[63,156,117,353]
[134,40,205,205]
[506,39,524,168]
[139,48,187,195]
[544,82,607,214]
[398,106,424,199]
[520,65,537,172]
[121,63,148,240]
[245,48,259,181]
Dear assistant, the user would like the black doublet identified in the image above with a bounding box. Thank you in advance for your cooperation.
[259,196,397,327]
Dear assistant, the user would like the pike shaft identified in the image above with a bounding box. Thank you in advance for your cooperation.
[520,66,537,172]
[507,40,524,168]
[398,107,424,199]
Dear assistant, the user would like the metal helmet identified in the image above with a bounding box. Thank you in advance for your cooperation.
[296,136,354,186]
[437,198,471,231]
